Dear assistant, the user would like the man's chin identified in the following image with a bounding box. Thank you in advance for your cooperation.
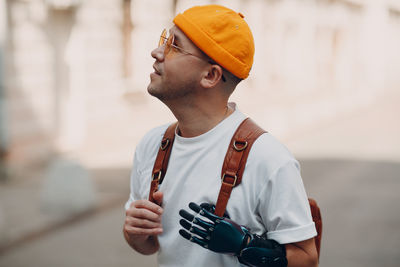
[147,79,157,94]
[147,85,155,96]
[147,85,163,100]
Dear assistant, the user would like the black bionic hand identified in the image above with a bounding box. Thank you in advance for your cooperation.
[179,202,288,267]
[178,202,250,255]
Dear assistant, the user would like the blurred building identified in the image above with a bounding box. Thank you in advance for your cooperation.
[0,0,399,176]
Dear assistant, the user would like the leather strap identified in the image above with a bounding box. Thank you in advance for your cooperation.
[214,118,266,216]
[148,122,177,203]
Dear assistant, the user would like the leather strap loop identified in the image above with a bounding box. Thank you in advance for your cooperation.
[161,139,170,150]
[233,140,248,151]
[221,172,238,186]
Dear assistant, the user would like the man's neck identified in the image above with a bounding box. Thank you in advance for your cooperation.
[167,101,233,138]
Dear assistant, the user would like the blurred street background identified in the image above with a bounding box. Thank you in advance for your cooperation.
[0,0,399,266]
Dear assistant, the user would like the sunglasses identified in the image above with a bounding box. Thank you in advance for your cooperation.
[158,29,226,82]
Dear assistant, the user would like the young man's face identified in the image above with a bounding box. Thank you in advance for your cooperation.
[147,26,210,101]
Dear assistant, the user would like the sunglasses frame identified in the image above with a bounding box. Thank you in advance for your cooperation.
[158,29,226,82]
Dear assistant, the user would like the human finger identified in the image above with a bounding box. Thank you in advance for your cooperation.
[126,216,162,229]
[128,207,162,222]
[125,225,163,236]
[131,199,163,215]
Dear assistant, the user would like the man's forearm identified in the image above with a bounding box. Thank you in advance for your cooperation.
[285,240,318,267]
[123,230,160,255]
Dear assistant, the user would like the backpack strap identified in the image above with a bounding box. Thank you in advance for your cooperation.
[148,122,177,203]
[214,118,266,217]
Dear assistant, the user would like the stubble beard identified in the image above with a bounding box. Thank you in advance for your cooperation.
[147,78,195,102]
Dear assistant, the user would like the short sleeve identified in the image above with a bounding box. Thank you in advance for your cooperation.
[259,160,317,244]
[124,150,142,210]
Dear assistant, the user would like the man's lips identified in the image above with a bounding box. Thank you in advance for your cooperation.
[153,65,161,75]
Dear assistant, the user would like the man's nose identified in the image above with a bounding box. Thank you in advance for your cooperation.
[151,46,165,61]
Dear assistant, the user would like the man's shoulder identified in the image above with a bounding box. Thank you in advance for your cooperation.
[253,133,292,154]
[249,132,297,169]
[136,123,172,155]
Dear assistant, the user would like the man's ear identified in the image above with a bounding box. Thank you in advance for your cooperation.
[200,65,224,88]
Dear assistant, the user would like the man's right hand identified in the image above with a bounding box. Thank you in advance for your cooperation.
[123,191,164,255]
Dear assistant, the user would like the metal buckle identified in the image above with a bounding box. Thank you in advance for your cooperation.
[221,173,237,187]
[233,140,248,151]
[160,139,170,150]
[152,170,162,181]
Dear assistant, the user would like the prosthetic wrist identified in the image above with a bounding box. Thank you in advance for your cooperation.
[179,202,287,267]
[238,234,288,267]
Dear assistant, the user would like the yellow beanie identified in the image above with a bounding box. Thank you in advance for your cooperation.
[173,5,255,79]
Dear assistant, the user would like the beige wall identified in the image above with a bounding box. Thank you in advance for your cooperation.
[2,0,400,171]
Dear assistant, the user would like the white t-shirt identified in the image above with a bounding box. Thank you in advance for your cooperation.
[125,104,316,267]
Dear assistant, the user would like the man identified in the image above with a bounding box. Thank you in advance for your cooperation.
[123,4,318,267]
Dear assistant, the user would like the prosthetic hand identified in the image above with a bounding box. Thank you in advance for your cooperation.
[179,202,287,267]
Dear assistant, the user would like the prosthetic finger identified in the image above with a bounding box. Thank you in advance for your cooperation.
[198,206,223,222]
[179,208,214,230]
[200,202,214,211]
[188,202,201,213]
[179,228,192,240]
[192,216,215,231]
[179,219,209,239]
[179,229,209,249]
[200,202,231,218]
[188,202,228,223]
[179,218,192,230]
[179,202,259,256]
[189,202,222,223]
[179,209,195,222]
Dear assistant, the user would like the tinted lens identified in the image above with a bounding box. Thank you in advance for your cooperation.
[159,29,167,47]
[164,34,174,56]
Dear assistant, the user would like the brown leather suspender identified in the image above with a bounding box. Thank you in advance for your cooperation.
[148,122,177,203]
